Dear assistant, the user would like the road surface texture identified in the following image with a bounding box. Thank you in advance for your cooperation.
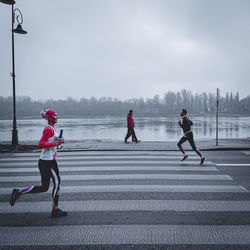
[0,150,250,249]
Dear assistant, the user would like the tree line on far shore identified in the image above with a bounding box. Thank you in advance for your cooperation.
[0,90,250,119]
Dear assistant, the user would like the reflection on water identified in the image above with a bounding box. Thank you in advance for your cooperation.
[0,116,249,141]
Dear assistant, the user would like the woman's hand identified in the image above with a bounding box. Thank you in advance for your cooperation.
[57,138,64,145]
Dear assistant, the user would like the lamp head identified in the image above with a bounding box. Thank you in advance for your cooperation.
[0,0,15,4]
[13,24,27,34]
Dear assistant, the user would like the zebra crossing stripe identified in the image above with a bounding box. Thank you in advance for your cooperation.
[0,151,201,157]
[0,174,232,182]
[0,160,214,167]
[1,225,250,245]
[2,200,250,213]
[0,185,247,194]
[0,155,210,162]
[217,163,250,167]
[0,166,218,172]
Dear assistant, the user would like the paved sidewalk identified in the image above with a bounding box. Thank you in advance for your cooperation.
[1,138,250,152]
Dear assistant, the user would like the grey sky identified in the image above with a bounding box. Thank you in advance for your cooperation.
[1,0,250,100]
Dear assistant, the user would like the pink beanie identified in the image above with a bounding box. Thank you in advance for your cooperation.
[41,109,57,120]
[46,109,57,119]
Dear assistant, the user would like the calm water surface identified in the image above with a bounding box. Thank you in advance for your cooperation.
[0,116,249,141]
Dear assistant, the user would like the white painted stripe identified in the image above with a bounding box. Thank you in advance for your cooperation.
[0,166,218,173]
[0,174,232,182]
[3,200,250,213]
[50,169,59,202]
[1,225,250,245]
[242,151,250,156]
[0,185,247,194]
[0,160,214,167]
[2,151,198,157]
[0,155,208,162]
[217,164,250,167]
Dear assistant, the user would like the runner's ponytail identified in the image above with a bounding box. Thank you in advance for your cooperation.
[40,109,48,120]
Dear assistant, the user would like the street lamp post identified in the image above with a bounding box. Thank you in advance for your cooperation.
[1,0,27,148]
[216,88,220,146]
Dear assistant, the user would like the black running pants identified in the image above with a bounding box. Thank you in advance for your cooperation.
[125,127,138,142]
[22,159,61,206]
[177,132,197,151]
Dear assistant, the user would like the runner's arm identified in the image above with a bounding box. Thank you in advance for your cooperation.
[38,127,57,148]
[178,120,183,128]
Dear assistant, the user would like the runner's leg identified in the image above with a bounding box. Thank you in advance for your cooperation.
[187,133,202,158]
[10,160,51,206]
[177,136,187,154]
[177,136,188,161]
[50,160,60,208]
[20,159,51,194]
[50,160,67,217]
[187,133,205,164]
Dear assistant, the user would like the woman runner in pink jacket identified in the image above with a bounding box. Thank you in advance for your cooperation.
[10,109,67,217]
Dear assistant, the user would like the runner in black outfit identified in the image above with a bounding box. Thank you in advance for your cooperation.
[177,109,205,165]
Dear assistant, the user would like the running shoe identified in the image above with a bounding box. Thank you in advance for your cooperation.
[124,141,129,144]
[10,189,21,206]
[51,208,68,218]
[200,157,206,165]
[181,155,188,161]
[136,140,141,143]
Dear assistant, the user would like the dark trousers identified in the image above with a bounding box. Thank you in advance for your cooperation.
[23,159,61,206]
[177,132,197,151]
[125,127,138,142]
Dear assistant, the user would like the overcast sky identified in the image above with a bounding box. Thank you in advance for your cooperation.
[1,0,250,101]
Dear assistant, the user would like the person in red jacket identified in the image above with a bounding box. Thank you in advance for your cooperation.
[9,109,67,217]
[124,109,141,143]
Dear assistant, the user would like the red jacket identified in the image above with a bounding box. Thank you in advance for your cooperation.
[38,125,57,148]
[127,114,134,128]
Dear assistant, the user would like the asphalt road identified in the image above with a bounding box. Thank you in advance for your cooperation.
[0,150,250,250]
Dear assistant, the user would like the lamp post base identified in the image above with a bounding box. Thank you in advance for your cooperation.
[11,129,18,148]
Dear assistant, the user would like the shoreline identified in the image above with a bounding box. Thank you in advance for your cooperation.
[1,114,250,120]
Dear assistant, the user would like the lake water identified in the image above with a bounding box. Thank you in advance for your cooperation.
[0,116,249,142]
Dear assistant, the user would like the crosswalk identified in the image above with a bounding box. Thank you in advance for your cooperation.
[0,151,250,249]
